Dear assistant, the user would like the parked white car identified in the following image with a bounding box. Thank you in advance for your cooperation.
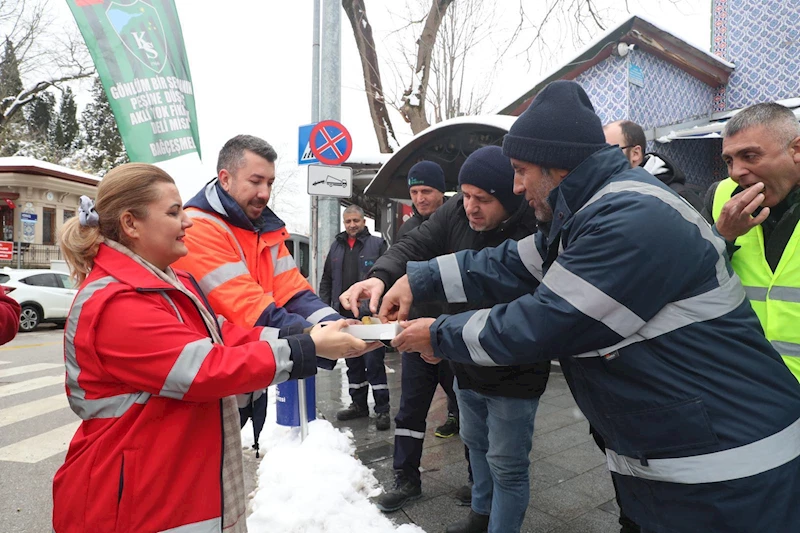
[0,268,77,332]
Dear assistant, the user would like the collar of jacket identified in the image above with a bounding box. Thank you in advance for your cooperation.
[544,146,631,245]
[184,178,287,234]
[641,152,686,186]
[91,243,193,291]
[335,226,372,244]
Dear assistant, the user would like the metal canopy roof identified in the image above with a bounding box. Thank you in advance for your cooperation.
[364,115,517,199]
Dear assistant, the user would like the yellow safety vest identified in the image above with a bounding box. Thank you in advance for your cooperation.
[712,178,800,382]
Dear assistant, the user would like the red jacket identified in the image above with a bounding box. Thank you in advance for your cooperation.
[0,286,20,345]
[52,245,316,533]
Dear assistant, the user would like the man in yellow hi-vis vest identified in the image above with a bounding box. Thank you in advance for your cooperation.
[703,102,800,382]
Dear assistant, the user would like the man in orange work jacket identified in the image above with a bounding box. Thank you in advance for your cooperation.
[174,135,344,442]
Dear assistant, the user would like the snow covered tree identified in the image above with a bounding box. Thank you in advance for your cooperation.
[0,37,25,155]
[25,90,54,140]
[0,38,23,104]
[53,87,79,152]
[0,0,93,131]
[73,77,128,174]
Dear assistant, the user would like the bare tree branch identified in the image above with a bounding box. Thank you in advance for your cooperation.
[342,0,398,153]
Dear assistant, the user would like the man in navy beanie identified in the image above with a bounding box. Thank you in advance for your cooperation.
[395,160,447,241]
[382,79,800,533]
[341,146,548,533]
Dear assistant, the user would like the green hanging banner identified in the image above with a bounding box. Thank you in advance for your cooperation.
[67,0,201,163]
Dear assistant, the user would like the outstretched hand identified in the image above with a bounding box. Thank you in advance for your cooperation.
[378,275,414,323]
[391,318,437,361]
[310,320,381,359]
[339,278,385,318]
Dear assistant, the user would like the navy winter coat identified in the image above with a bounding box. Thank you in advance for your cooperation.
[406,147,800,533]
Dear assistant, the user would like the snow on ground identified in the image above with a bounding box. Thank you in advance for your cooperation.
[241,387,424,533]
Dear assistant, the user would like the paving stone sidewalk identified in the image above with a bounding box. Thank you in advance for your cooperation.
[314,351,622,533]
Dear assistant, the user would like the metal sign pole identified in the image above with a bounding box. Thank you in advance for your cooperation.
[297,379,309,439]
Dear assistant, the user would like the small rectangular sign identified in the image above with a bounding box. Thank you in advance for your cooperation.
[20,213,37,222]
[298,123,319,166]
[0,241,13,261]
[307,165,352,198]
[629,63,644,87]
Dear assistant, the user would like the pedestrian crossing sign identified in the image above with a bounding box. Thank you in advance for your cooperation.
[298,123,319,165]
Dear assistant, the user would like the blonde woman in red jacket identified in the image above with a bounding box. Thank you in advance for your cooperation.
[53,163,368,533]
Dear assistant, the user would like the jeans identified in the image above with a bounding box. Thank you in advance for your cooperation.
[455,381,538,533]
[345,346,389,413]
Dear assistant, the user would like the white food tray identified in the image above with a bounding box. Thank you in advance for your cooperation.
[342,323,402,341]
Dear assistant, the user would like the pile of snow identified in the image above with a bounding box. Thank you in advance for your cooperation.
[242,388,425,533]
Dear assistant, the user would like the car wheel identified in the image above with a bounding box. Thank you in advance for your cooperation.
[19,305,41,332]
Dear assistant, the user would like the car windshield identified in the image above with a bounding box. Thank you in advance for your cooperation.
[0,274,9,283]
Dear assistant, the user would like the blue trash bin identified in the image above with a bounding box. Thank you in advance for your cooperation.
[275,376,316,427]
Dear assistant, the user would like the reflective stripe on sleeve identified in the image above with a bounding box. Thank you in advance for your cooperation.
[158,517,221,533]
[274,254,297,276]
[517,235,544,281]
[197,261,250,295]
[462,309,498,366]
[437,254,467,303]
[606,415,800,484]
[543,262,645,338]
[574,273,745,358]
[260,327,280,341]
[307,306,337,324]
[395,428,426,440]
[268,339,293,385]
[773,341,800,357]
[580,180,729,286]
[64,276,155,420]
[159,339,214,400]
[186,210,246,262]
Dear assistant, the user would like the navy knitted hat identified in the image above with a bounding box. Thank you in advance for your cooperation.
[407,161,446,192]
[458,146,522,216]
[502,80,608,170]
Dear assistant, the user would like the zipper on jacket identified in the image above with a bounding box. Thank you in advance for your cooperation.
[118,456,124,503]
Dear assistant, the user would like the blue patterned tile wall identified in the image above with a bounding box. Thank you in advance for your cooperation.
[651,139,728,190]
[574,55,629,124]
[628,52,715,129]
[714,0,800,109]
[575,52,714,129]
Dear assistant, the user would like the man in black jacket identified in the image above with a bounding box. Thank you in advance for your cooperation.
[319,205,390,430]
[604,119,705,212]
[342,146,550,533]
[400,162,461,439]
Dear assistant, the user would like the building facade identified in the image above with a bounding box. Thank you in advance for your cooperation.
[0,158,99,268]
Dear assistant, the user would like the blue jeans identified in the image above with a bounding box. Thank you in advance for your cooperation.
[455,381,538,533]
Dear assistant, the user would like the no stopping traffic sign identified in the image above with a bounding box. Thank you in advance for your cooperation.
[309,120,353,166]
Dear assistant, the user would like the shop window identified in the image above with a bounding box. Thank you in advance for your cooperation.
[1,207,13,242]
[43,208,56,245]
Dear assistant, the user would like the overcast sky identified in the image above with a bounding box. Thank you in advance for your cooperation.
[49,0,712,233]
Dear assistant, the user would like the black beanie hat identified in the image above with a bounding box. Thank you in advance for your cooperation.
[502,80,608,170]
[458,145,522,216]
[407,161,446,193]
